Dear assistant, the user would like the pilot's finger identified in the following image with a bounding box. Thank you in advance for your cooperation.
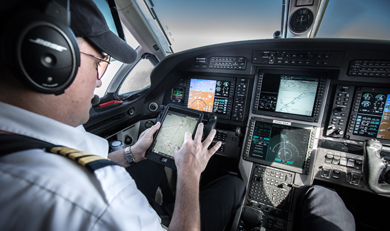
[208,141,221,157]
[151,122,161,132]
[143,122,161,137]
[203,129,216,147]
[194,123,204,143]
[184,131,192,143]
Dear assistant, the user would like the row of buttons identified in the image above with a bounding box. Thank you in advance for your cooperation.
[320,168,361,186]
[233,79,248,121]
[332,89,352,124]
[253,50,332,67]
[305,128,316,172]
[348,60,390,77]
[215,131,227,141]
[326,86,355,138]
[347,92,362,133]
[209,57,247,70]
[313,79,326,118]
[324,153,363,170]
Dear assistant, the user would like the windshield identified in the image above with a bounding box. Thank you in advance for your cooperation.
[138,0,390,53]
[139,0,282,53]
[315,0,390,40]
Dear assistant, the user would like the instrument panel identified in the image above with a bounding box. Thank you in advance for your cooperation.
[150,39,390,185]
[94,39,390,231]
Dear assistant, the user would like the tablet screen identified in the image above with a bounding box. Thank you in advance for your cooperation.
[151,110,199,158]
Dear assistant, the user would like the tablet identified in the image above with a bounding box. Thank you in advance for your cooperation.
[147,104,204,169]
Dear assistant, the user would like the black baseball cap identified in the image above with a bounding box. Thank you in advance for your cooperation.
[69,0,137,63]
[1,0,137,64]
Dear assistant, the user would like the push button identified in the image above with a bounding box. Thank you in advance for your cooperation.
[332,170,341,179]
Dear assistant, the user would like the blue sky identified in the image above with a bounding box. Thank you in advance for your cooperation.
[151,0,282,52]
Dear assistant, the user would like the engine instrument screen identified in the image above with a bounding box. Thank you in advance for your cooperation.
[249,122,310,169]
[171,88,184,103]
[258,74,319,117]
[187,79,231,114]
[353,92,390,140]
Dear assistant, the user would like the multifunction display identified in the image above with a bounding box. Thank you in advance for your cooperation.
[253,73,325,122]
[185,77,235,119]
[259,75,318,116]
[245,121,311,172]
[352,91,390,140]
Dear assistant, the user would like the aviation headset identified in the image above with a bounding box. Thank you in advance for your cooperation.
[1,0,80,95]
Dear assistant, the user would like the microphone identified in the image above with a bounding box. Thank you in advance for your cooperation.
[91,95,100,106]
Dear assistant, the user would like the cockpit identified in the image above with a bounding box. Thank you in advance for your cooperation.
[84,0,390,230]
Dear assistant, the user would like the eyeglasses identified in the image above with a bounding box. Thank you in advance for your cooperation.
[79,50,110,80]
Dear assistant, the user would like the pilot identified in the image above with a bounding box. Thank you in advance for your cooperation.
[0,0,244,231]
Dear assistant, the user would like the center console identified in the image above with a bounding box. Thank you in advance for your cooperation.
[235,68,327,231]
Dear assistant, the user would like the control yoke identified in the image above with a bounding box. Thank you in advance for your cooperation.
[363,139,390,194]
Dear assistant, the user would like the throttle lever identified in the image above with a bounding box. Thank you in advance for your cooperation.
[363,139,390,194]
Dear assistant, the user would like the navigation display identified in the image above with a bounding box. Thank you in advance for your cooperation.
[187,78,232,115]
[258,74,319,117]
[151,111,199,157]
[249,122,310,169]
[353,92,390,140]
[275,76,318,116]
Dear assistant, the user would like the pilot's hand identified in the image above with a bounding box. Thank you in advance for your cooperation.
[131,122,161,162]
[174,123,221,176]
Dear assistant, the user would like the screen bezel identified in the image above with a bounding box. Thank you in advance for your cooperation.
[244,117,314,174]
[346,87,390,146]
[146,104,204,169]
[253,70,327,122]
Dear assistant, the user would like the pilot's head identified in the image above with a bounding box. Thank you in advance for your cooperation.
[0,0,136,127]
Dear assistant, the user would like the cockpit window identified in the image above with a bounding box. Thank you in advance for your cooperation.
[118,58,154,96]
[315,0,390,40]
[138,0,390,54]
[137,0,283,53]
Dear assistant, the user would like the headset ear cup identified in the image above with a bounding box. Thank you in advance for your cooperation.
[5,10,80,95]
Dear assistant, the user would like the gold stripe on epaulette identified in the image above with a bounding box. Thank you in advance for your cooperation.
[50,146,67,155]
[49,147,90,159]
[78,155,107,166]
[46,146,117,172]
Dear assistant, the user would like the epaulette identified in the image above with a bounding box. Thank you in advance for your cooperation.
[46,146,118,172]
[0,134,118,172]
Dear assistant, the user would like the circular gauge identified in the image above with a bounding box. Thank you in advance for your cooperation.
[375,94,385,101]
[217,81,222,86]
[289,8,314,34]
[216,87,221,92]
[363,93,373,101]
[361,101,371,107]
[223,82,229,87]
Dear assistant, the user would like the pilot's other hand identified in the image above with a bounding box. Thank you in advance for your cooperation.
[131,122,161,162]
[174,123,221,176]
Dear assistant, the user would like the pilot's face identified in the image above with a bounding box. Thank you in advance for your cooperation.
[60,38,102,127]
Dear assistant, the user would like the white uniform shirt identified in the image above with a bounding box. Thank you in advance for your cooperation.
[0,102,164,231]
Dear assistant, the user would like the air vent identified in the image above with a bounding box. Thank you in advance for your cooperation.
[128,107,135,116]
[148,102,158,112]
